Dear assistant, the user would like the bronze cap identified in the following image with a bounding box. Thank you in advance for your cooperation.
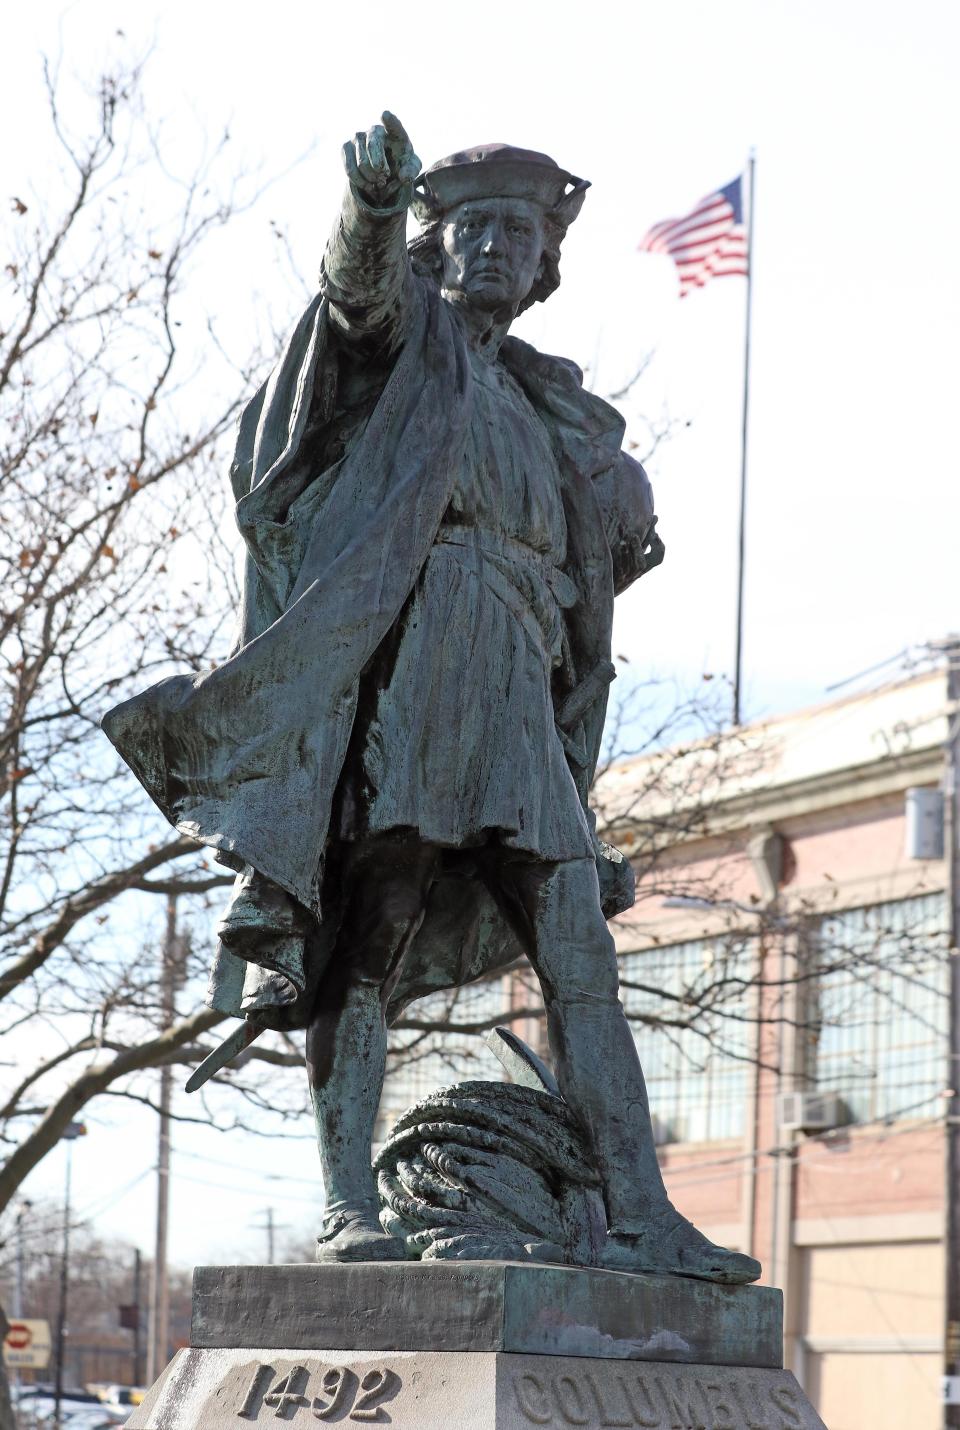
[414,144,588,222]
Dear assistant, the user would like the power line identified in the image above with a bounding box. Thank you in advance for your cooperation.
[174,1171,319,1205]
[76,1166,155,1222]
[824,647,914,694]
[175,1147,320,1186]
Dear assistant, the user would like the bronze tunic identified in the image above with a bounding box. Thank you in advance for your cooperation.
[339,347,594,861]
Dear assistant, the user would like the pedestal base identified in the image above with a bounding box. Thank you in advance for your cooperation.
[127,1263,827,1429]
[129,1345,824,1428]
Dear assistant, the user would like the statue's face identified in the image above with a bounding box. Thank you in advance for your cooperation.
[440,197,545,312]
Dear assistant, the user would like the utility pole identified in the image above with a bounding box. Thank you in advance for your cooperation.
[132,1247,143,1387]
[147,894,178,1385]
[944,636,960,1426]
[53,1123,85,1430]
[12,1199,31,1411]
[252,1208,288,1264]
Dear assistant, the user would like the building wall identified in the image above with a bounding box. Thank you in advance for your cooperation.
[799,1236,943,1430]
[607,672,949,1427]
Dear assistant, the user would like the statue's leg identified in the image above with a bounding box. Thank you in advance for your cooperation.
[500,854,760,1284]
[306,837,439,1263]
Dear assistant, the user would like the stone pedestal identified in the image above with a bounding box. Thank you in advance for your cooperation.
[127,1262,827,1428]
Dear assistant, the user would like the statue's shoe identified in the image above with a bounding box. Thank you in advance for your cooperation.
[600,1207,761,1285]
[315,1206,406,1264]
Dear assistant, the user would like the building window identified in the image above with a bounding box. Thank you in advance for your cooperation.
[808,893,949,1124]
[378,975,510,1147]
[618,936,755,1145]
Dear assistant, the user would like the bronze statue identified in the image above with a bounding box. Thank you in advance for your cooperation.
[103,113,759,1284]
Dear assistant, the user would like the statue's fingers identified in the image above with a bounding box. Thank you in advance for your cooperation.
[398,152,422,182]
[353,131,380,187]
[366,125,390,175]
[382,110,411,148]
[342,139,361,183]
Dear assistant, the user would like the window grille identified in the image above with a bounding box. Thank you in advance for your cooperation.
[378,975,510,1146]
[808,893,949,1124]
[618,935,755,1145]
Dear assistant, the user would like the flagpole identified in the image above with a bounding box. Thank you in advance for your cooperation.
[732,151,755,726]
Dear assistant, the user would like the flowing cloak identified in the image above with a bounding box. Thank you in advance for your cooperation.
[101,276,663,1030]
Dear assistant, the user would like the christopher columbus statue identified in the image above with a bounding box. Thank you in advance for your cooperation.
[103,114,759,1284]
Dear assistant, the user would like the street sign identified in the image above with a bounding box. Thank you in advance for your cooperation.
[2,1318,51,1370]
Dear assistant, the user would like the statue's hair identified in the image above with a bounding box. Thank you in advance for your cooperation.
[407,208,567,315]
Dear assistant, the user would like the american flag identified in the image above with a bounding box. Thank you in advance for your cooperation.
[639,177,748,297]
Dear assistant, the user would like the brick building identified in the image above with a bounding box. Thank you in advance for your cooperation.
[380,667,952,1430]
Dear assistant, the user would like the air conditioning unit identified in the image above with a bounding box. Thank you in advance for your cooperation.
[905,787,945,860]
[777,1090,846,1133]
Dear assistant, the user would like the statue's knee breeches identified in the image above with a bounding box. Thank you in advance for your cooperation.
[507,855,623,1007]
[540,945,622,1013]
[337,891,430,987]
[536,911,621,1009]
[333,838,440,990]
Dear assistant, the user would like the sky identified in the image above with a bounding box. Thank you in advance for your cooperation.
[4,0,960,1273]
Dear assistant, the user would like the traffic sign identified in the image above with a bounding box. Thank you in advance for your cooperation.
[2,1319,51,1370]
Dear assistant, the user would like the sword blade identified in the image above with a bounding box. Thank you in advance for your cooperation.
[185,1020,265,1094]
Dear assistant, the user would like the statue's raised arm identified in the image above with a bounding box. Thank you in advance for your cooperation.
[323,112,421,352]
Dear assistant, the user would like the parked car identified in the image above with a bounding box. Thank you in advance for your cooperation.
[14,1393,127,1428]
[64,1411,127,1429]
[16,1386,100,1403]
[97,1384,144,1407]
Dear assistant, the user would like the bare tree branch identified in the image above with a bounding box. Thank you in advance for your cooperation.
[0,838,195,1002]
[0,1006,223,1216]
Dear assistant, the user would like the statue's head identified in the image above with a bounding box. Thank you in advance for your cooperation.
[410,145,590,316]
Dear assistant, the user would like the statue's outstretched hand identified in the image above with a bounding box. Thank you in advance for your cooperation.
[343,112,421,207]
